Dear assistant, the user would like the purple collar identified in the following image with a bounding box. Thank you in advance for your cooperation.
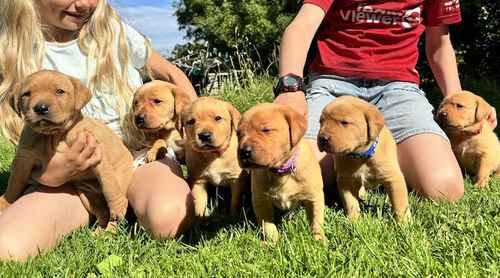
[270,152,298,175]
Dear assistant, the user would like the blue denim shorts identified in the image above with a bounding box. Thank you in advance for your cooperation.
[305,74,449,144]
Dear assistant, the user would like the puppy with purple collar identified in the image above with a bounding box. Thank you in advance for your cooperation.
[237,103,326,243]
[317,96,411,223]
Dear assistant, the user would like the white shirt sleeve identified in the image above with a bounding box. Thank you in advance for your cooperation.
[123,23,149,70]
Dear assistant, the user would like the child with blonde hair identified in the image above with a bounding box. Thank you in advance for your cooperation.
[0,0,195,261]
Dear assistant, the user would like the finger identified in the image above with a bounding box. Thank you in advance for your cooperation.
[85,144,103,169]
[70,131,87,153]
[80,133,97,159]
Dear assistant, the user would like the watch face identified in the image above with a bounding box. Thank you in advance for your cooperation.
[283,76,298,87]
[274,74,304,96]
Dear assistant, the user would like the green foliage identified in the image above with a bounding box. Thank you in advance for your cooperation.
[0,180,499,276]
[453,0,500,80]
[419,0,500,92]
[0,137,14,192]
[174,0,301,65]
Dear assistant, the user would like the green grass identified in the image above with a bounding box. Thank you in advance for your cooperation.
[0,76,499,276]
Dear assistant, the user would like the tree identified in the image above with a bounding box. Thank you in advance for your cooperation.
[174,0,301,65]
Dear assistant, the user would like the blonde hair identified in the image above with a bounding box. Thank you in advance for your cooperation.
[0,0,152,144]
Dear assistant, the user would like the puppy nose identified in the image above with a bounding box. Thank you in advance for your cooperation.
[33,103,50,115]
[439,111,448,120]
[239,145,252,160]
[198,132,212,143]
[318,134,330,146]
[135,114,145,125]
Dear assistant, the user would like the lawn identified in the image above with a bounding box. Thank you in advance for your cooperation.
[0,75,499,277]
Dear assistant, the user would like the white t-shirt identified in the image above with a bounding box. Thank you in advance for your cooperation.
[42,23,148,136]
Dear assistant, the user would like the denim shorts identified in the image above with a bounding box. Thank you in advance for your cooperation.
[305,74,449,144]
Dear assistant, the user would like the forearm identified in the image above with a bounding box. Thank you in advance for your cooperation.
[279,24,314,77]
[32,165,71,187]
[148,50,197,99]
[279,4,325,77]
[426,27,462,97]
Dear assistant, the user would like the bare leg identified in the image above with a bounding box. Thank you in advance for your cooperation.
[127,158,194,239]
[397,134,464,202]
[0,184,90,261]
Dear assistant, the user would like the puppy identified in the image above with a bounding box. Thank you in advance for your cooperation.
[181,97,247,217]
[317,96,411,223]
[238,103,325,243]
[124,80,194,164]
[436,90,499,187]
[0,70,133,230]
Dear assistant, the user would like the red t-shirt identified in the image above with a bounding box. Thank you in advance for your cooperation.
[303,0,461,84]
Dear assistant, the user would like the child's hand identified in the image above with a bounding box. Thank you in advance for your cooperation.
[32,132,102,186]
[488,107,497,129]
[274,91,308,118]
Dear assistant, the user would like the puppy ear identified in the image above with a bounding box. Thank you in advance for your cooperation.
[224,101,241,131]
[169,85,195,132]
[68,75,91,111]
[280,105,307,148]
[8,83,22,118]
[364,105,385,141]
[474,95,491,122]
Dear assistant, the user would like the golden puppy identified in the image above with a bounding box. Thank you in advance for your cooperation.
[124,80,194,164]
[181,97,246,217]
[436,90,499,187]
[317,96,411,223]
[238,103,325,243]
[0,70,133,230]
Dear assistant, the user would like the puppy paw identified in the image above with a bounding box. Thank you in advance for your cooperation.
[262,224,280,243]
[109,198,128,221]
[194,203,209,218]
[146,147,168,163]
[474,177,490,188]
[396,210,413,225]
[93,221,118,236]
[313,231,328,245]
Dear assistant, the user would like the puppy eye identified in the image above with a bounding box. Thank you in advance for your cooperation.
[153,99,162,105]
[261,127,271,133]
[215,115,223,122]
[186,119,195,126]
[56,89,65,96]
[340,120,349,126]
[236,130,241,138]
[21,91,31,98]
[456,104,464,109]
[134,100,138,106]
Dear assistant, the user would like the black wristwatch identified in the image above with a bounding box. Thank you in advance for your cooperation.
[273,74,305,98]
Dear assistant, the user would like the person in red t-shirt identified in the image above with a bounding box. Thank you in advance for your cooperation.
[274,1,497,202]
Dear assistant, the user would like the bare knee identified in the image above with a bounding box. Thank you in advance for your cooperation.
[0,231,33,262]
[141,188,194,239]
[417,171,464,202]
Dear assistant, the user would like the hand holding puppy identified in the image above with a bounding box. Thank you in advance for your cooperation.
[31,131,102,186]
[273,91,308,118]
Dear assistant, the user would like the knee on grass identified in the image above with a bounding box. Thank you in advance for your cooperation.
[418,171,464,202]
[0,232,34,262]
[142,190,194,239]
